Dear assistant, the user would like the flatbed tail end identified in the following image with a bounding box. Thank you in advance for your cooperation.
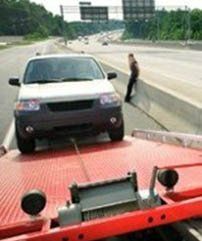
[0,136,202,241]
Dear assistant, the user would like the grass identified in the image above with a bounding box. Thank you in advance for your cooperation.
[12,40,34,45]
[0,45,9,50]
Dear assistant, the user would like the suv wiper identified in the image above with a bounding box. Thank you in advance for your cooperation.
[28,78,94,84]
[28,79,60,84]
[60,78,93,82]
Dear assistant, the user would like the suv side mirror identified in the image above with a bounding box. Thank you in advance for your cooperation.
[9,77,20,86]
[107,72,117,80]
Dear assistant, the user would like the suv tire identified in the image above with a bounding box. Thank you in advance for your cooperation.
[108,121,124,142]
[16,128,35,154]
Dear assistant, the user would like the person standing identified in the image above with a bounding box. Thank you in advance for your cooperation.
[125,53,139,102]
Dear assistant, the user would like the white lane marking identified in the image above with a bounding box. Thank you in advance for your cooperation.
[2,119,15,151]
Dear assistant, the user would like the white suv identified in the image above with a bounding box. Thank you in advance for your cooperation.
[9,54,124,153]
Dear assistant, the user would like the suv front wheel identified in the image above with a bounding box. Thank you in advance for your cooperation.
[16,128,35,154]
[108,121,124,142]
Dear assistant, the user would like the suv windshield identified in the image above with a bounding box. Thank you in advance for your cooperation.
[24,57,105,84]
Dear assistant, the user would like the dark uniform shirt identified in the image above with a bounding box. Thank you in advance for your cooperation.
[130,61,139,78]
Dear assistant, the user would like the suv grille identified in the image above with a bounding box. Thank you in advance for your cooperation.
[47,100,94,112]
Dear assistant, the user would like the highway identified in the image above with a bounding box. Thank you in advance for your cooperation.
[0,39,163,150]
[69,36,202,105]
[0,38,202,241]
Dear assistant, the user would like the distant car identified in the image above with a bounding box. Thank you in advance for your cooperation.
[83,36,89,44]
[102,41,109,46]
[9,54,124,153]
[78,36,82,41]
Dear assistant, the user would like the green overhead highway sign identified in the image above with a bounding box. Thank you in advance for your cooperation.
[122,0,155,20]
[80,6,109,21]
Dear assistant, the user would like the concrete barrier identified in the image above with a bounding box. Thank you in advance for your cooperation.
[132,79,202,134]
[0,36,23,44]
[114,40,202,51]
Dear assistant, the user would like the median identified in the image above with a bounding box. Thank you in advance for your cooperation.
[132,77,202,134]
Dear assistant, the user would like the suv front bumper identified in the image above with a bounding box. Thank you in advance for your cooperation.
[15,101,123,139]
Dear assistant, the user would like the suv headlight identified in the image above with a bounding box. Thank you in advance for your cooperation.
[15,99,40,111]
[100,93,121,106]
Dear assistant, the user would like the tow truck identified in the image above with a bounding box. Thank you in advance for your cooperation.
[0,129,202,241]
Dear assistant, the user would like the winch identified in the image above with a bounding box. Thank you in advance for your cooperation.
[58,170,163,227]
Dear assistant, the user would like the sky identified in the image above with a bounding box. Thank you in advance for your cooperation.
[32,0,202,21]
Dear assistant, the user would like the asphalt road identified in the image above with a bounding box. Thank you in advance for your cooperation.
[69,36,202,104]
[0,40,164,151]
[0,40,59,145]
[75,35,202,87]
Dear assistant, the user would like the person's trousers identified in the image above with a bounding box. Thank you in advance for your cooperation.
[125,75,137,101]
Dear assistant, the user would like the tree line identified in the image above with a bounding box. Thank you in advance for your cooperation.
[0,0,124,39]
[2,1,200,41]
[123,9,202,41]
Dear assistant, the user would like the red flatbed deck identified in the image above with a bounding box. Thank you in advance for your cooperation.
[0,136,202,240]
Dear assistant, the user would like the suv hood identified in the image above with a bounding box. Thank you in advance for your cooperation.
[19,80,115,102]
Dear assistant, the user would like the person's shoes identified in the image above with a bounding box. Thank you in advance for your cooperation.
[124,97,131,103]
